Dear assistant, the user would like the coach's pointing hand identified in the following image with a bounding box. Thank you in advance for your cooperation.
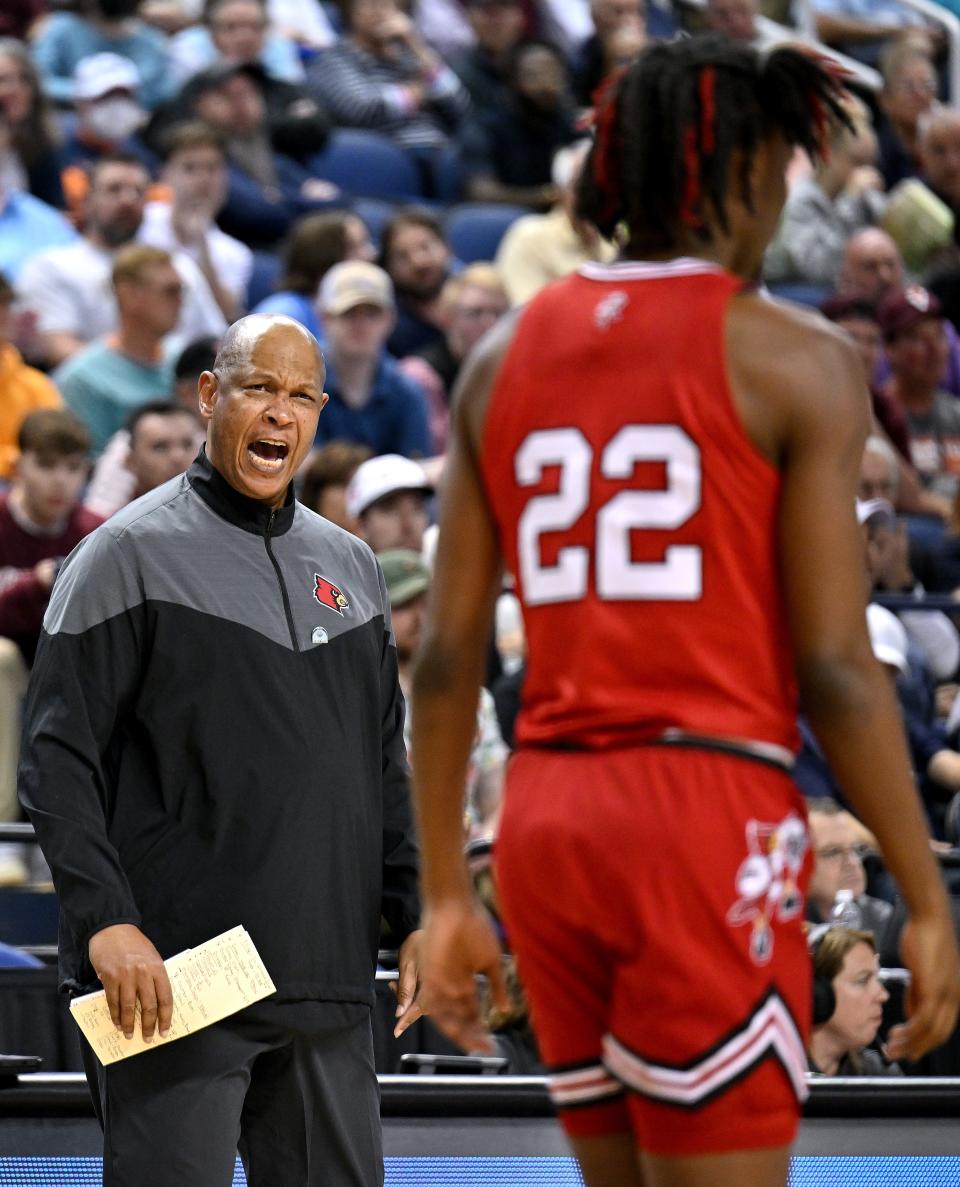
[88,924,174,1042]
[419,899,509,1054]
[392,928,425,1037]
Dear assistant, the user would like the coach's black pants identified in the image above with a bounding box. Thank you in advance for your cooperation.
[81,1000,383,1187]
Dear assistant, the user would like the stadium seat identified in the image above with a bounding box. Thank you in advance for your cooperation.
[351,198,397,250]
[310,130,423,201]
[444,203,529,264]
[245,251,282,311]
[765,281,830,308]
[431,145,463,205]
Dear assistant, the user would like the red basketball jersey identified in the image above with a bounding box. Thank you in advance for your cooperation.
[480,258,798,755]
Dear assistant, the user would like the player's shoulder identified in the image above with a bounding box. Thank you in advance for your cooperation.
[725,288,870,458]
[728,288,864,410]
[730,288,860,366]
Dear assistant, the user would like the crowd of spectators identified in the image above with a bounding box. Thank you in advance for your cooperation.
[5,0,960,1072]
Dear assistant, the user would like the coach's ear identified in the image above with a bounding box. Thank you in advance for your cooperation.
[197,371,219,423]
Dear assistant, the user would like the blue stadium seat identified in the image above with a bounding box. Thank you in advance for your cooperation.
[245,251,282,311]
[310,130,423,201]
[431,145,463,205]
[444,203,529,264]
[766,281,830,308]
[351,198,397,250]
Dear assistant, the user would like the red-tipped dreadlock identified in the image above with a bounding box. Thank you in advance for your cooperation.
[680,65,719,228]
[589,68,627,231]
[679,126,702,228]
[576,36,852,247]
[699,65,717,155]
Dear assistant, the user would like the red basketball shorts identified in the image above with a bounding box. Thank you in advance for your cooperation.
[494,744,811,1158]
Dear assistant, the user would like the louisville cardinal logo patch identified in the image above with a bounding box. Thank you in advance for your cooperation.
[314,574,349,615]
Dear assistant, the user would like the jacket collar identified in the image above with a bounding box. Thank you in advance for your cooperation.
[186,446,296,536]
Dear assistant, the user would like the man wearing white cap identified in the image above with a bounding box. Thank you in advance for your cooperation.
[346,453,433,554]
[30,0,172,111]
[315,261,431,458]
[68,54,146,158]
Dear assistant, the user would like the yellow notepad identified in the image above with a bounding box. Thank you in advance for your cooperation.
[70,925,276,1065]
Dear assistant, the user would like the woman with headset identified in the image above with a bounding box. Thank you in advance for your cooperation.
[808,927,904,1076]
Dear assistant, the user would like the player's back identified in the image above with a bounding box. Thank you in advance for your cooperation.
[480,257,798,756]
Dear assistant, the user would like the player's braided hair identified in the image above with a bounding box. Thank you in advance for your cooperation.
[576,36,850,250]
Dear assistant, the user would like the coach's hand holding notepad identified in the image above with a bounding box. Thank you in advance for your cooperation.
[71,925,276,1065]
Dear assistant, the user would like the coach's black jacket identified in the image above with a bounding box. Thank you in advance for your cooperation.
[19,451,420,1000]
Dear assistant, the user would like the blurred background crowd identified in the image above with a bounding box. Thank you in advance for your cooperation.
[4,0,960,1079]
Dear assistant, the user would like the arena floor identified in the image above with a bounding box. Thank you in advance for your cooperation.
[2,1075,960,1184]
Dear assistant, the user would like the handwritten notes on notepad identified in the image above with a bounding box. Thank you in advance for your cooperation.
[70,925,276,1065]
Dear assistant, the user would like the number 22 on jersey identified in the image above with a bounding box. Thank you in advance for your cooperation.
[515,424,703,606]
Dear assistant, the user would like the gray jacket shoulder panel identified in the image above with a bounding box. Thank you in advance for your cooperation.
[45,479,393,650]
[44,523,145,636]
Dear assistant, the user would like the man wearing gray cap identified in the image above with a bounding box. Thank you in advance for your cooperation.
[316,261,431,457]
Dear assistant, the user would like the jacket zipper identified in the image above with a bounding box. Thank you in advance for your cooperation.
[265,510,300,653]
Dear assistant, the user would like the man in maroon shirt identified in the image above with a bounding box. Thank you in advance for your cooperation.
[0,409,100,883]
[820,292,951,521]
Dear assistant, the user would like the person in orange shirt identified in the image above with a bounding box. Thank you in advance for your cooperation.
[0,272,61,481]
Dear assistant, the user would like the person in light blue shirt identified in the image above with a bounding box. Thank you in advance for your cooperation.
[55,340,176,455]
[52,245,181,454]
[252,208,376,339]
[169,0,305,88]
[0,190,77,282]
[253,288,323,339]
[809,0,928,67]
[31,0,173,111]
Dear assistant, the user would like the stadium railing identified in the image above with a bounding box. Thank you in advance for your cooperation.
[674,0,882,90]
[791,0,960,104]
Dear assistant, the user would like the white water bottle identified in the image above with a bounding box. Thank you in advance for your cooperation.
[831,888,863,929]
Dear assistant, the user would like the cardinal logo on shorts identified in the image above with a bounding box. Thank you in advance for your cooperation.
[314,574,349,615]
[726,814,807,965]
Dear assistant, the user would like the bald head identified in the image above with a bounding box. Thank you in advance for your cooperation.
[919,105,960,146]
[213,314,324,387]
[840,229,904,303]
[199,314,328,509]
[920,107,960,204]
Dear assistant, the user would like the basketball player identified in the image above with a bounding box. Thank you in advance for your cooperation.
[411,37,960,1187]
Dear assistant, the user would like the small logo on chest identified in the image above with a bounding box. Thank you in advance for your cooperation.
[314,574,349,615]
[595,290,628,330]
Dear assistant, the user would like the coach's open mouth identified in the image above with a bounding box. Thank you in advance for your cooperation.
[247,438,290,474]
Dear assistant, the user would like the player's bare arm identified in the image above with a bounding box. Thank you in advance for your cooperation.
[730,294,960,1062]
[410,318,516,1051]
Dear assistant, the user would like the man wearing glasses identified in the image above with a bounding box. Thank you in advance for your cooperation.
[806,798,895,940]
